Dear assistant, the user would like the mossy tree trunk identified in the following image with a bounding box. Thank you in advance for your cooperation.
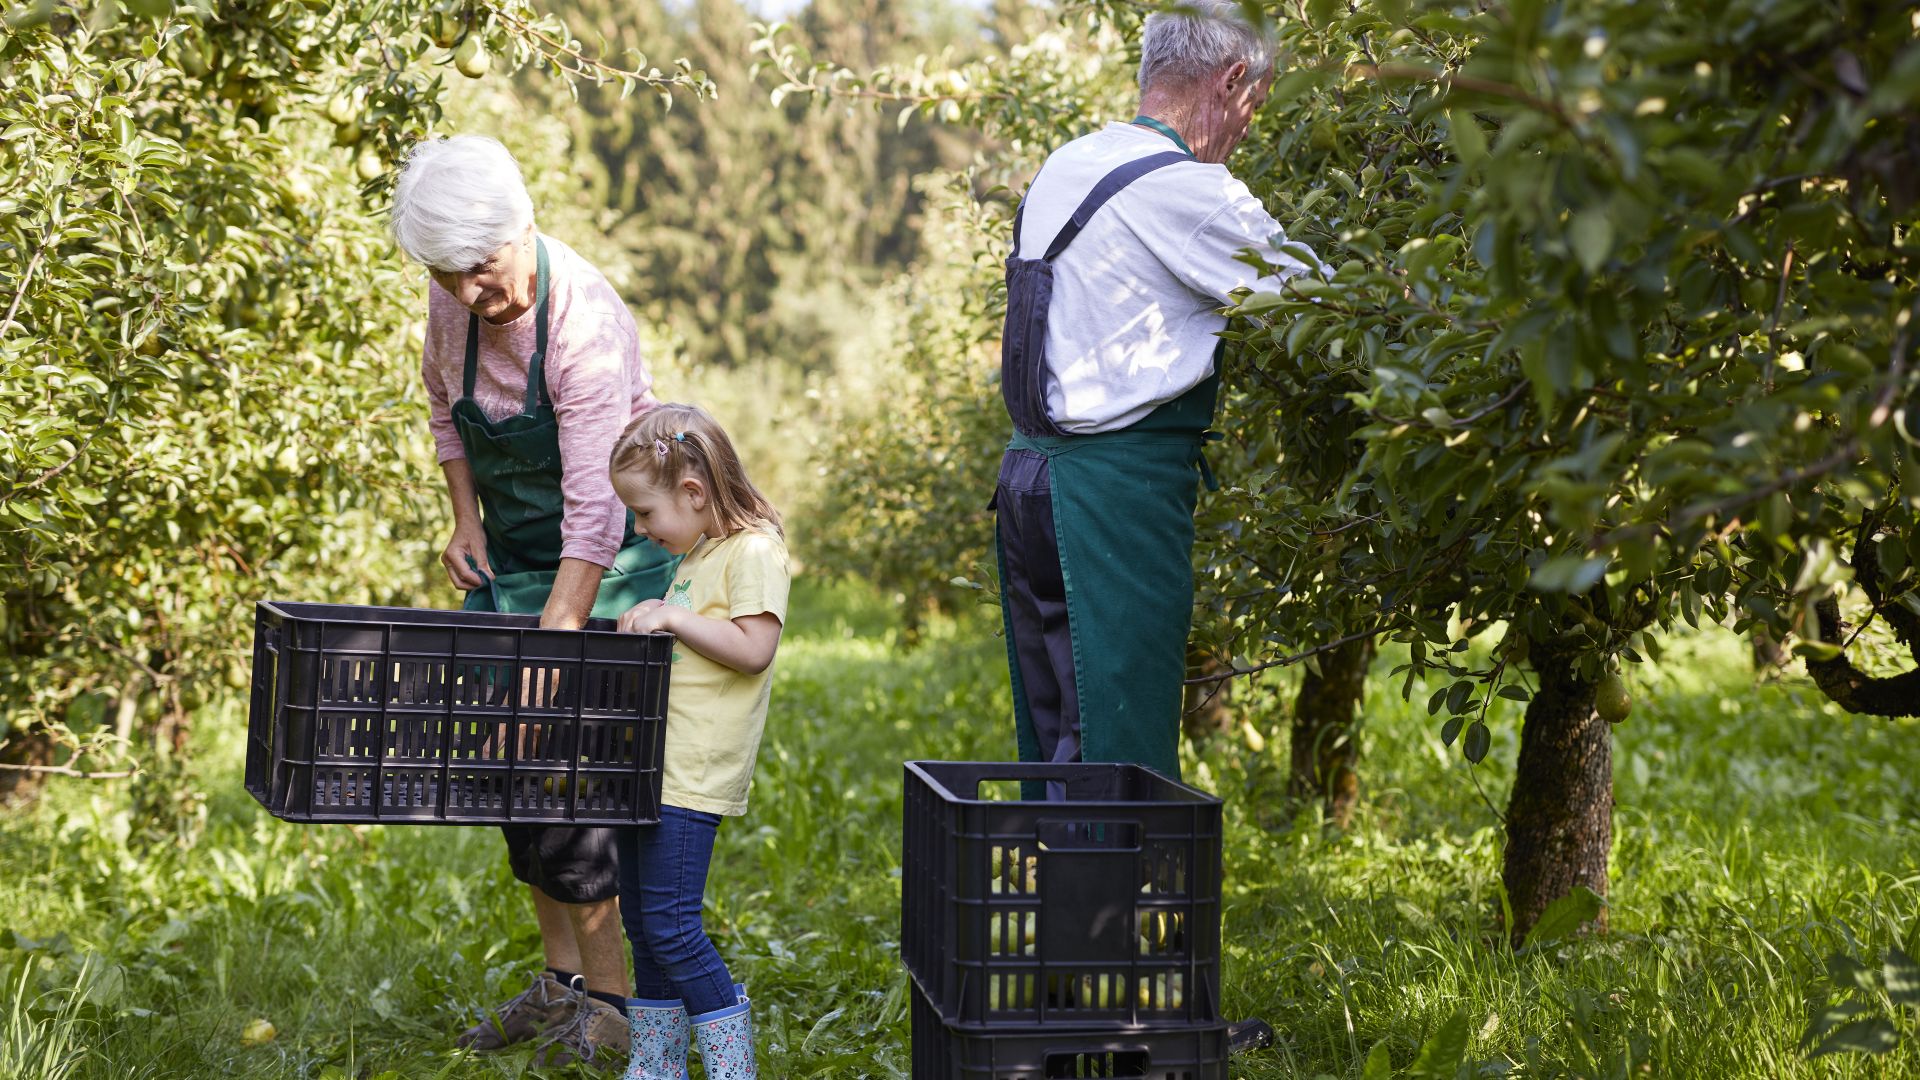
[1501,641,1611,946]
[1286,637,1373,828]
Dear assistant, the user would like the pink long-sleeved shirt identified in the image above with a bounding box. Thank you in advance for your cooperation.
[421,234,657,568]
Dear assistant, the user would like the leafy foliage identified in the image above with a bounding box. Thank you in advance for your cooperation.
[1804,945,1920,1059]
[0,1,706,779]
[537,0,980,371]
[800,0,1920,935]
[1217,0,1920,727]
[784,1,1143,627]
[804,173,1009,633]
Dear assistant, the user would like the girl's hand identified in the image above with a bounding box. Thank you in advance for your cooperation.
[618,599,677,635]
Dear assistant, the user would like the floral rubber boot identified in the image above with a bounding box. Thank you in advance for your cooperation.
[691,996,756,1079]
[622,997,691,1080]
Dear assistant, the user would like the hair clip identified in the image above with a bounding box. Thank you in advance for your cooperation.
[673,432,687,442]
[653,439,670,458]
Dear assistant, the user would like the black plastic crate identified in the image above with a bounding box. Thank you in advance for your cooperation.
[912,982,1227,1080]
[244,601,670,825]
[902,762,1223,1031]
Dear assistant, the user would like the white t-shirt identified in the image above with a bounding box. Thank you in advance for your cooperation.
[1015,122,1325,434]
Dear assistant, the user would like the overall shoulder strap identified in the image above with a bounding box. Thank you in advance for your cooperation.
[1042,150,1189,262]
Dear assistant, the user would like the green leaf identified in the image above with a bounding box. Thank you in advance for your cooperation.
[1810,1017,1898,1057]
[1792,640,1843,662]
[1236,291,1289,315]
[1446,678,1473,714]
[1522,886,1605,948]
[1529,556,1610,594]
[1268,66,1331,104]
[1407,1009,1472,1078]
[1497,685,1531,702]
[1440,715,1463,746]
[1462,720,1490,763]
[1449,108,1487,165]
[1886,948,1920,1007]
[1568,208,1613,274]
[1804,1000,1869,1045]
[1362,1039,1394,1080]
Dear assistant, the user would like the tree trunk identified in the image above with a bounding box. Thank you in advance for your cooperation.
[1501,642,1611,946]
[1287,637,1374,828]
[1182,646,1234,741]
[0,726,57,806]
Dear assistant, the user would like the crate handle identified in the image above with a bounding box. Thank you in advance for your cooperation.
[1035,818,1140,853]
[961,769,1124,802]
[1041,1048,1150,1076]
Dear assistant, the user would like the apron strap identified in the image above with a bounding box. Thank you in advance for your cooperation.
[460,237,554,413]
[1041,150,1188,262]
[524,238,552,412]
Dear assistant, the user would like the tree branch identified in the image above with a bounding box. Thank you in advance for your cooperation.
[1185,625,1386,685]
[1850,514,1920,661]
[0,760,138,780]
[1805,597,1920,717]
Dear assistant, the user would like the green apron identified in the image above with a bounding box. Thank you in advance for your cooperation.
[998,356,1222,779]
[452,239,677,618]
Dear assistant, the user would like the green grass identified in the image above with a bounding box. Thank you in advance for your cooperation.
[2,580,1917,1078]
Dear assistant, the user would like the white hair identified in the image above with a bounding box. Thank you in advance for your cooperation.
[389,135,535,272]
[1138,1,1276,91]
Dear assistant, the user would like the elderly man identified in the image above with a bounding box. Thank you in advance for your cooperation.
[390,134,676,1069]
[993,2,1324,785]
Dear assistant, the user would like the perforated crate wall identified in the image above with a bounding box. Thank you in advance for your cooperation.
[902,762,1223,1031]
[245,601,669,825]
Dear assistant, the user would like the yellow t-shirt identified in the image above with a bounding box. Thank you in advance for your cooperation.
[659,524,790,816]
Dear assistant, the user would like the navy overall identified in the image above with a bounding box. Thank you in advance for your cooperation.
[992,143,1221,788]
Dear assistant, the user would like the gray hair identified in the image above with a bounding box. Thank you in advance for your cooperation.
[1138,1,1276,91]
[389,135,535,273]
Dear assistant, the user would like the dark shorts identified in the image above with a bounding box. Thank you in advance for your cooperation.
[501,825,620,904]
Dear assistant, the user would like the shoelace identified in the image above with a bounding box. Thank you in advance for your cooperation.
[491,974,566,1026]
[540,990,609,1062]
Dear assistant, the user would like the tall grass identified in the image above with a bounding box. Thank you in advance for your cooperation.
[1,582,1916,1077]
[2,960,89,1080]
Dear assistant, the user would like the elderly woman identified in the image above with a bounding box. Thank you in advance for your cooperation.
[993,1,1324,784]
[390,134,672,1069]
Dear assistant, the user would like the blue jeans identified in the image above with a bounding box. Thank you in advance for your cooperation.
[616,804,736,1016]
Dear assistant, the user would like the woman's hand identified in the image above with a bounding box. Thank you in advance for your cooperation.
[617,598,678,635]
[442,520,493,590]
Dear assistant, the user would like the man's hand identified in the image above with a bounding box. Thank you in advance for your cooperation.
[617,599,678,636]
[443,520,492,590]
[541,558,603,630]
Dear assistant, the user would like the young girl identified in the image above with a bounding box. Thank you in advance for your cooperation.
[607,403,788,1080]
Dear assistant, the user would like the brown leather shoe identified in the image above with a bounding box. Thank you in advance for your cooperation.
[456,972,580,1052]
[531,996,630,1070]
